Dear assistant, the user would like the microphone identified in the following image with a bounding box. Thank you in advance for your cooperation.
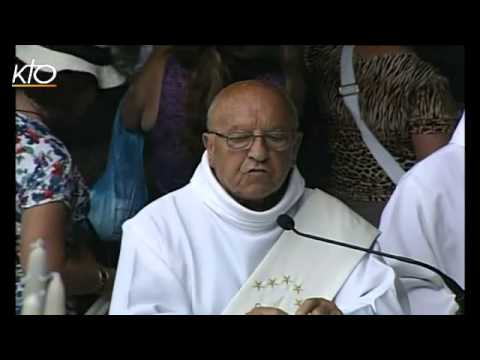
[277,214,465,314]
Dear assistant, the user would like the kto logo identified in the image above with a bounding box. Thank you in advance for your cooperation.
[12,59,57,88]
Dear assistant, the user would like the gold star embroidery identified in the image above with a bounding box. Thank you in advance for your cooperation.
[295,298,303,307]
[293,283,303,294]
[253,281,264,291]
[267,278,278,288]
[282,275,292,286]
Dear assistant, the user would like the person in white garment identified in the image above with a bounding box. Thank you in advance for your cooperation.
[377,112,465,315]
[110,80,409,315]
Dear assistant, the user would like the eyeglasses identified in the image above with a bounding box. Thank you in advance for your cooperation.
[206,129,297,151]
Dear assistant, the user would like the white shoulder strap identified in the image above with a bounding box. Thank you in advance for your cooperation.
[339,45,405,185]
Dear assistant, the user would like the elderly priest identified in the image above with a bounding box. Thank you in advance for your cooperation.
[110,80,409,315]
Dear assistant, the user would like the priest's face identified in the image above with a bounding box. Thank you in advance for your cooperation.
[204,81,302,207]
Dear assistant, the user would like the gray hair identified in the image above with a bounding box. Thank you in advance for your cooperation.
[206,80,299,130]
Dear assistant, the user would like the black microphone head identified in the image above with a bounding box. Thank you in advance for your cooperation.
[277,214,295,231]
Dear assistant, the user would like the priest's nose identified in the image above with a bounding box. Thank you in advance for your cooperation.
[248,136,269,163]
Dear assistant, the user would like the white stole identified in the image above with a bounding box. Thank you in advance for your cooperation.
[222,189,379,314]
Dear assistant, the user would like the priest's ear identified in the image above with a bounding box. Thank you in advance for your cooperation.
[203,132,216,166]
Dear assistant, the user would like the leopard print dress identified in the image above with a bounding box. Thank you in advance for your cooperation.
[305,46,460,206]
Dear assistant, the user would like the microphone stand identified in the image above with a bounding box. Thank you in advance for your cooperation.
[291,227,465,314]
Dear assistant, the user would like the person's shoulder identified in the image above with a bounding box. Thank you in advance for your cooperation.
[302,188,363,219]
[121,185,195,256]
[16,114,73,173]
[124,185,193,229]
[17,113,52,137]
[402,50,450,87]
[415,143,461,172]
[398,143,463,190]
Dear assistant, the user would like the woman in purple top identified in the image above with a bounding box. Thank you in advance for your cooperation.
[122,46,305,199]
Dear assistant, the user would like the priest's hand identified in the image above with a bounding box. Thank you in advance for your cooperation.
[246,306,288,315]
[295,298,343,315]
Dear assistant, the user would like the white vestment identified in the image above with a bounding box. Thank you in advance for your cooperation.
[378,113,465,314]
[110,152,408,315]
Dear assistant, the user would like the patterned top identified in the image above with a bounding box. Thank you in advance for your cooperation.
[304,46,460,202]
[148,55,285,198]
[15,113,90,314]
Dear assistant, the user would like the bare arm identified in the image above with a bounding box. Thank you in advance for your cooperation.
[20,202,67,272]
[122,46,172,132]
[20,202,114,296]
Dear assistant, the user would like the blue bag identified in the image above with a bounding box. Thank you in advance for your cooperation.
[88,100,148,242]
